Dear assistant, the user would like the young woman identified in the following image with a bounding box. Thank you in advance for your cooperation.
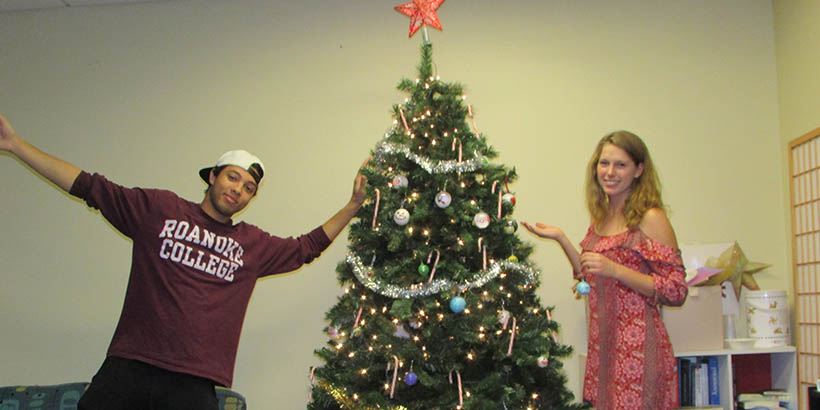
[523,130,688,409]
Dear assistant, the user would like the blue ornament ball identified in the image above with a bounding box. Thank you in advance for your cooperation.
[449,296,466,313]
[405,371,418,386]
[576,280,591,296]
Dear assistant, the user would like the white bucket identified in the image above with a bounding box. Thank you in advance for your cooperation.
[745,290,790,347]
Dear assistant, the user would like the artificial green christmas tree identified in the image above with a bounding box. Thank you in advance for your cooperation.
[307,11,586,409]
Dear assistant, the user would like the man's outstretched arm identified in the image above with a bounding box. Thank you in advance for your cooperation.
[0,114,82,192]
[321,158,369,241]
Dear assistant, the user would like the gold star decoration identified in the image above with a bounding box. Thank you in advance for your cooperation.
[701,242,770,300]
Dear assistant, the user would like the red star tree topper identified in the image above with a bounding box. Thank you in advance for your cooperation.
[394,0,445,38]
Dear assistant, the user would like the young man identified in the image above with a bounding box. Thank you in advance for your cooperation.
[0,114,367,410]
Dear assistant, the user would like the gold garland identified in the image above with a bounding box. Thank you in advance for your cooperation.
[316,378,409,410]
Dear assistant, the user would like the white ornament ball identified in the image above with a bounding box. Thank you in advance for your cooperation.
[435,191,452,208]
[502,193,516,206]
[537,355,550,368]
[329,326,341,339]
[393,324,411,339]
[498,309,511,326]
[473,211,491,229]
[392,175,408,189]
[393,208,410,226]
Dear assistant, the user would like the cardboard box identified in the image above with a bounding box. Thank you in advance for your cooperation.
[662,285,725,353]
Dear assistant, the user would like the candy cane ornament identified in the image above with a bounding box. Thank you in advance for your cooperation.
[399,107,410,134]
[456,370,463,406]
[467,104,479,134]
[353,306,363,329]
[389,355,400,398]
[371,188,381,230]
[497,188,502,219]
[307,366,316,404]
[507,317,517,355]
[449,370,463,406]
[426,249,440,283]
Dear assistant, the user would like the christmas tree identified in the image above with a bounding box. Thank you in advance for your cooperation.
[307,7,586,410]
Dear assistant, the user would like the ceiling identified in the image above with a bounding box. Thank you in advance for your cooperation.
[0,0,164,12]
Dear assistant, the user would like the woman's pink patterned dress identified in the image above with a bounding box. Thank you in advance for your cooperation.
[579,226,688,410]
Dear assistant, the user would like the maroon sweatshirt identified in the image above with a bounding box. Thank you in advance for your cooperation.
[70,171,331,387]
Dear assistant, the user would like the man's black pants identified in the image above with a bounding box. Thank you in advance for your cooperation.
[78,356,219,410]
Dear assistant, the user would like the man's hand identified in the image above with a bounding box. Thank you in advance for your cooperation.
[0,114,20,152]
[321,157,371,241]
[351,157,370,206]
[0,114,82,191]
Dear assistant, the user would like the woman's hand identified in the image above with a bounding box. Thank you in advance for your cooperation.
[521,221,564,240]
[579,252,621,279]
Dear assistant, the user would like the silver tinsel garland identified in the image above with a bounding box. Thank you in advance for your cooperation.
[374,140,484,175]
[346,253,539,299]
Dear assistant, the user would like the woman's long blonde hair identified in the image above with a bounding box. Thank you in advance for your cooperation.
[585,130,664,229]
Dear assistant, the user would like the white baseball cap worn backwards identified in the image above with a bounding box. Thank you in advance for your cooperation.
[199,150,266,185]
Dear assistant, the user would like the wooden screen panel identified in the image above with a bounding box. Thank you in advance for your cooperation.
[789,127,820,410]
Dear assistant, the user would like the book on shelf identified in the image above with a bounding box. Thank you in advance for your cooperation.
[678,356,720,407]
[735,390,790,409]
[761,389,791,405]
[694,360,708,405]
[706,356,719,405]
[737,393,765,401]
[736,393,786,410]
[737,403,786,410]
[679,357,693,406]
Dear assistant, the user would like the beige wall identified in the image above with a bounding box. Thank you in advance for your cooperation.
[0,0,787,407]
[774,0,820,293]
[773,3,820,401]
[774,0,820,144]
